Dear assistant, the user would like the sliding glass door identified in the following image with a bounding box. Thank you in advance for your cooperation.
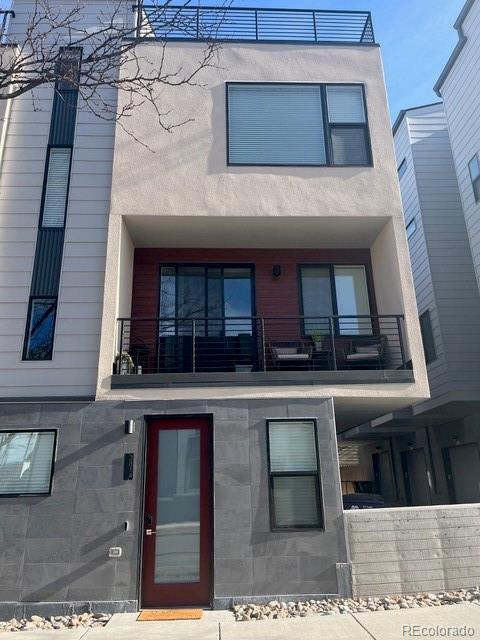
[159,265,254,335]
[158,265,254,372]
[299,265,372,335]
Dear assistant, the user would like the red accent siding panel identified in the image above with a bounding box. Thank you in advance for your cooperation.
[131,248,376,320]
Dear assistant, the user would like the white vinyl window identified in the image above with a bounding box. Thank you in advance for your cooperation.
[0,431,56,495]
[267,420,322,529]
[41,147,72,227]
[227,83,371,166]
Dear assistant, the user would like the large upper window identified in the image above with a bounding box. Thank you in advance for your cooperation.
[299,264,372,336]
[227,83,371,167]
[469,154,480,203]
[267,420,323,530]
[0,430,56,495]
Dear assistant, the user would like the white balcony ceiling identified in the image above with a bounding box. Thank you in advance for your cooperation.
[123,215,389,248]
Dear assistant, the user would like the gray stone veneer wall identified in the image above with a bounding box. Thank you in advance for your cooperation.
[0,397,347,616]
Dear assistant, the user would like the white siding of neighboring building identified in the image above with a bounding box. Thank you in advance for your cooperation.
[439,0,480,294]
[0,1,123,397]
[394,103,480,410]
[394,113,448,401]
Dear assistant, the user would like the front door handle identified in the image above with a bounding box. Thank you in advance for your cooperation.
[145,528,157,536]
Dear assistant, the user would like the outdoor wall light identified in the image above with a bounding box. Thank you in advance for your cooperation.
[125,419,136,435]
[452,434,459,443]
[272,264,282,279]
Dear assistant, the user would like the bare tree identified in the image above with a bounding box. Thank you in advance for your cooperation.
[0,0,226,142]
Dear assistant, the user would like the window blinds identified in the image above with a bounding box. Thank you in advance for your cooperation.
[269,421,317,472]
[41,148,72,227]
[228,84,326,165]
[326,85,365,123]
[272,476,319,527]
[0,431,55,494]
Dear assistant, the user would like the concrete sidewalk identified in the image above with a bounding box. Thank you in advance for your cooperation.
[12,603,480,640]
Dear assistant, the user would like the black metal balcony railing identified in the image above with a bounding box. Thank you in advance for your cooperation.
[115,315,406,375]
[134,5,375,45]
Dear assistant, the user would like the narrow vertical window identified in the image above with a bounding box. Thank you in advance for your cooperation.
[406,218,416,239]
[469,154,480,203]
[23,298,57,360]
[397,158,407,178]
[267,420,323,529]
[40,147,72,227]
[419,310,436,364]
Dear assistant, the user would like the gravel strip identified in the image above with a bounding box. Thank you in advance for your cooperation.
[0,612,111,632]
[233,589,480,621]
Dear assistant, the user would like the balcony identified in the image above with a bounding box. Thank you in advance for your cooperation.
[111,314,413,389]
[135,4,375,45]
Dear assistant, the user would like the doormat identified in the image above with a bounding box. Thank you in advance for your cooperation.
[137,609,204,621]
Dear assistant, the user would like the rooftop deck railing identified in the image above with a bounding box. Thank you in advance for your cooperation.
[115,314,406,376]
[134,4,375,45]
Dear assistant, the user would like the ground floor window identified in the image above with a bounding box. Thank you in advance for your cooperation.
[0,430,56,495]
[267,419,323,529]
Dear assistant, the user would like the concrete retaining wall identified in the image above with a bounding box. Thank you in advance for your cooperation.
[345,504,480,597]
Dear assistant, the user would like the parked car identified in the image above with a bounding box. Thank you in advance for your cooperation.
[343,493,385,509]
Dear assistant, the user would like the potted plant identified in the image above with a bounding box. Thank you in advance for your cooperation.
[115,351,135,375]
[310,331,327,350]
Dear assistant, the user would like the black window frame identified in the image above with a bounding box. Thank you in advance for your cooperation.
[22,297,58,361]
[397,158,407,179]
[0,429,57,497]
[226,82,373,168]
[266,418,324,531]
[39,144,74,229]
[297,263,374,337]
[406,218,417,239]
[419,309,437,365]
[469,153,480,204]
[158,263,256,332]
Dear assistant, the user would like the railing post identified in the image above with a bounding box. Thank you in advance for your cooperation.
[260,317,266,371]
[118,319,124,374]
[312,10,317,42]
[329,317,337,371]
[192,319,196,373]
[397,316,406,369]
[196,7,200,39]
[255,9,258,40]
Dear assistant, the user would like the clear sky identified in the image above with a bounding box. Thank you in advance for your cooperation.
[223,0,466,121]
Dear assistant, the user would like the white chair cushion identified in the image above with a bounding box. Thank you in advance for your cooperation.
[276,353,310,360]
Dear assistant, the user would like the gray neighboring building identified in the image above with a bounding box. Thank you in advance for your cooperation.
[340,104,480,510]
[434,0,480,292]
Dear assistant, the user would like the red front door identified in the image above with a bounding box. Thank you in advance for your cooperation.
[141,417,212,607]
